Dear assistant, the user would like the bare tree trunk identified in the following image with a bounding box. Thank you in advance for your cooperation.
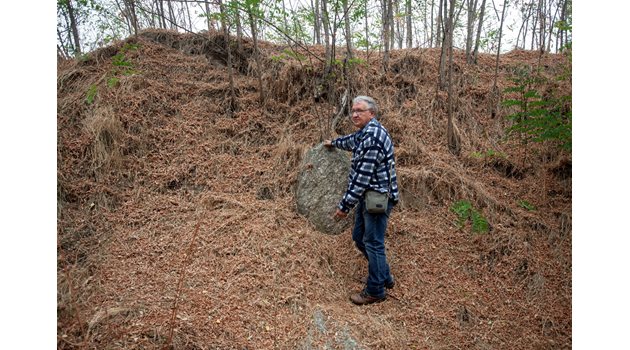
[158,1,167,28]
[558,0,567,50]
[423,1,430,46]
[389,0,396,49]
[330,11,338,76]
[57,27,71,58]
[236,17,244,53]
[282,0,289,33]
[67,0,82,56]
[204,0,212,32]
[538,0,545,54]
[381,0,387,51]
[547,0,560,52]
[523,2,533,49]
[425,0,435,47]
[491,0,508,118]
[394,0,402,49]
[465,0,478,63]
[147,1,157,27]
[114,0,132,34]
[342,0,353,59]
[248,8,265,106]
[167,0,176,30]
[472,0,486,63]
[321,0,331,69]
[465,0,473,56]
[153,0,161,28]
[515,3,533,49]
[313,0,321,45]
[318,0,337,107]
[124,0,139,35]
[181,5,190,31]
[219,0,237,112]
[184,0,193,32]
[60,2,74,53]
[406,0,413,47]
[430,0,435,47]
[438,0,448,89]
[493,0,508,88]
[131,0,140,34]
[365,0,370,55]
[235,7,243,50]
[446,0,460,155]
[530,3,538,50]
[180,6,187,31]
[436,0,444,48]
[383,0,392,71]
[555,0,562,52]
[58,44,70,61]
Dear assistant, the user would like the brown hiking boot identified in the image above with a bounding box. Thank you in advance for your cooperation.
[350,290,386,305]
[360,275,395,289]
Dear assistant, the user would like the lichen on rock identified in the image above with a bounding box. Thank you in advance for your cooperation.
[296,144,353,234]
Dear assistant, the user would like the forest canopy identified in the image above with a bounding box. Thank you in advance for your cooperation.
[57,0,572,59]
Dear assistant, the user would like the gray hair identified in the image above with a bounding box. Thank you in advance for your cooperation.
[353,95,378,116]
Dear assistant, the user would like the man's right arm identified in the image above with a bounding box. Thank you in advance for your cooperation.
[326,134,355,151]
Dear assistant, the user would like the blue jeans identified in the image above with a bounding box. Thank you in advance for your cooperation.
[352,197,395,298]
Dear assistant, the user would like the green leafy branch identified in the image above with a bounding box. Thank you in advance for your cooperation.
[502,66,571,150]
[450,200,489,234]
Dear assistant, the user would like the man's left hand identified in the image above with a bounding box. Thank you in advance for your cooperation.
[334,209,348,219]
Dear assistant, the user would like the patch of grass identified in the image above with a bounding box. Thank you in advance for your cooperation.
[107,77,120,88]
[470,149,506,159]
[518,200,536,211]
[86,84,98,104]
[112,43,140,75]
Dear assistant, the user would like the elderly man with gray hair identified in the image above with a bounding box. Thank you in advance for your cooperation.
[324,95,400,305]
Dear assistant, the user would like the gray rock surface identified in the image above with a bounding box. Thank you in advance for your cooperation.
[296,144,353,234]
[302,309,361,350]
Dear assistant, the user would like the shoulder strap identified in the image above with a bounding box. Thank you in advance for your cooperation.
[381,128,394,198]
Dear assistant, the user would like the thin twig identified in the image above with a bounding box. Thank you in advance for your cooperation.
[163,220,202,349]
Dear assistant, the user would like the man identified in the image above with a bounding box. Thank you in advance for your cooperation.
[324,95,399,305]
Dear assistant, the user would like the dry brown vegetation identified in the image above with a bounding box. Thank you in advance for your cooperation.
[57,29,571,349]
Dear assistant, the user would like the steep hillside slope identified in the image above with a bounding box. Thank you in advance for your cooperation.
[57,29,571,349]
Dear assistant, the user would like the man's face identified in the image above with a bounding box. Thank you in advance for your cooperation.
[350,101,374,129]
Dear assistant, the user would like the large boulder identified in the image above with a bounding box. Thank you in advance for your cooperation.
[296,144,353,234]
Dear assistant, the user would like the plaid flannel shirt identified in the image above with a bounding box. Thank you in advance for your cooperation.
[332,118,400,213]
